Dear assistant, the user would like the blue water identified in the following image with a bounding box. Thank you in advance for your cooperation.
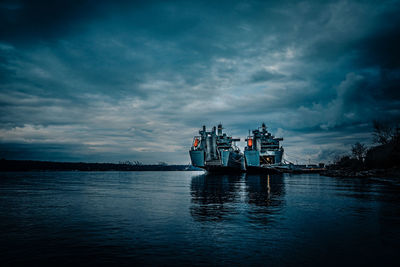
[0,171,399,266]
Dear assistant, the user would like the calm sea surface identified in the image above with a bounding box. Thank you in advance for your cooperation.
[0,171,399,266]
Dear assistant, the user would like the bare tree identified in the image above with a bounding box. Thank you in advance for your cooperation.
[351,142,367,161]
[372,120,393,144]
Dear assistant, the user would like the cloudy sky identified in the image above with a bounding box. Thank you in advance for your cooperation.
[0,0,399,164]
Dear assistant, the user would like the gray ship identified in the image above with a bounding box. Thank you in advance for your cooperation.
[189,124,246,172]
[244,123,284,173]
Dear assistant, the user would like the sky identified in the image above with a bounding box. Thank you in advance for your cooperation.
[0,0,399,164]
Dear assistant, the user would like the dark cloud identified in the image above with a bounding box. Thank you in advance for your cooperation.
[0,0,94,41]
[354,9,400,70]
[1,0,400,163]
[250,70,285,83]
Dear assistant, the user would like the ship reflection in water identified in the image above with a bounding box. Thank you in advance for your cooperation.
[190,173,285,224]
[1,172,399,265]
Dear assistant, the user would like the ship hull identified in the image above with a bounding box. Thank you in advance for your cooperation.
[244,150,284,167]
[189,150,205,168]
[202,165,245,173]
[190,150,246,173]
[245,166,282,174]
[204,151,246,173]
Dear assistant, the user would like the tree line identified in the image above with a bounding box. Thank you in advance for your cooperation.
[333,120,400,170]
[0,159,201,172]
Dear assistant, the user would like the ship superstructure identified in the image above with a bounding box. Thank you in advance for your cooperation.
[244,123,284,172]
[189,124,245,172]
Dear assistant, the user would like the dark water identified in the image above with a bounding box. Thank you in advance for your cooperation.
[0,172,399,266]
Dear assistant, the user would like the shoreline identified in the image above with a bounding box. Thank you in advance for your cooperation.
[321,167,400,178]
[0,159,201,172]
